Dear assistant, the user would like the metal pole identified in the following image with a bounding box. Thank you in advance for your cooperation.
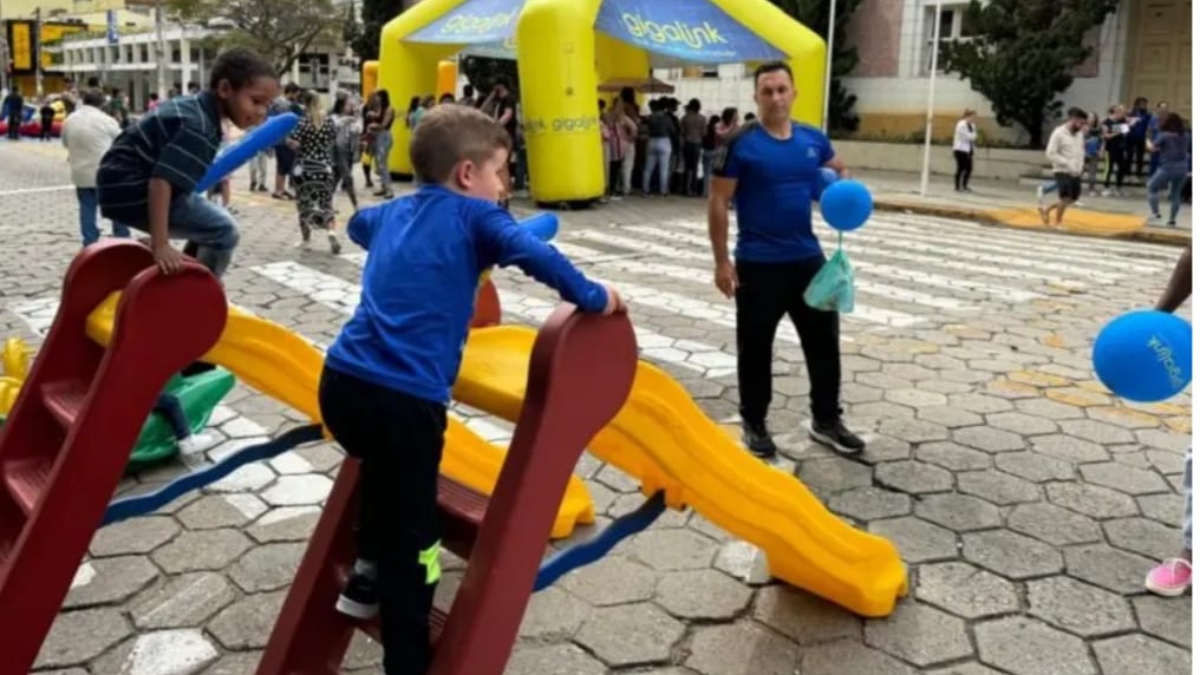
[33,6,41,96]
[919,0,942,197]
[154,0,166,98]
[821,0,837,132]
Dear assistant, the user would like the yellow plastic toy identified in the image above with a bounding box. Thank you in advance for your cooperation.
[376,0,826,203]
[0,338,32,415]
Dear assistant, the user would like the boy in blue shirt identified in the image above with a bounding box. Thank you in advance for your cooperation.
[319,104,621,675]
[97,47,279,277]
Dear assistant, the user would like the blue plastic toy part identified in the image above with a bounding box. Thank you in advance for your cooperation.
[521,212,559,242]
[1093,309,1193,403]
[102,423,324,526]
[819,178,873,232]
[534,492,666,591]
[196,112,301,194]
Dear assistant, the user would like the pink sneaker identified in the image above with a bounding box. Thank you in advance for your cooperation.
[1146,558,1192,596]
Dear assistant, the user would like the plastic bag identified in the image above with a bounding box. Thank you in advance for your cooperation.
[804,239,855,313]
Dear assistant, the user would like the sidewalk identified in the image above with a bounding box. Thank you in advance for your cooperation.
[859,169,1191,246]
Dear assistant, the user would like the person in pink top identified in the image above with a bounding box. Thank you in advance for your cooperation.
[606,100,638,198]
[1145,242,1193,597]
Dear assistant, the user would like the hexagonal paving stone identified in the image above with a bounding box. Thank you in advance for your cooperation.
[877,418,949,444]
[916,561,1019,619]
[875,460,954,494]
[925,665,1007,675]
[246,506,321,543]
[130,572,238,629]
[974,616,1096,675]
[575,602,685,667]
[1060,419,1136,445]
[917,406,986,429]
[1092,634,1192,675]
[859,435,914,464]
[686,622,803,675]
[915,442,991,471]
[985,411,1059,436]
[713,540,760,580]
[914,493,1002,532]
[1103,517,1180,561]
[994,451,1075,483]
[1063,544,1157,595]
[1132,595,1191,648]
[558,556,658,606]
[829,486,912,522]
[885,388,948,408]
[260,474,334,506]
[1030,434,1110,464]
[799,638,917,675]
[177,494,259,530]
[1027,576,1136,637]
[863,601,973,667]
[868,517,958,563]
[953,394,1015,414]
[655,569,752,620]
[34,608,132,669]
[63,555,159,608]
[1137,493,1183,527]
[517,586,591,640]
[963,530,1063,579]
[505,644,606,675]
[952,426,1026,454]
[1006,503,1102,546]
[1136,428,1191,452]
[151,529,254,573]
[630,528,718,571]
[795,456,873,496]
[89,628,220,675]
[229,542,306,593]
[1046,482,1139,519]
[1087,405,1163,429]
[752,586,861,646]
[89,516,181,557]
[957,470,1041,505]
[207,591,288,650]
[1014,398,1085,420]
[1080,462,1169,495]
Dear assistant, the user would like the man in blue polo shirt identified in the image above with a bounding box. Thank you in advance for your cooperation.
[707,61,864,459]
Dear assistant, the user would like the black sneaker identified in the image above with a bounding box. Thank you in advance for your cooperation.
[742,421,778,459]
[336,573,379,620]
[809,419,866,455]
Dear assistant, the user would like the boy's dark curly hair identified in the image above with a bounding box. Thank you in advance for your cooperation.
[209,47,276,91]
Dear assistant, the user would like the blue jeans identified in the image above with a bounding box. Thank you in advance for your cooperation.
[373,130,393,193]
[1148,164,1189,222]
[702,149,715,197]
[77,187,131,246]
[127,194,240,278]
[643,137,672,195]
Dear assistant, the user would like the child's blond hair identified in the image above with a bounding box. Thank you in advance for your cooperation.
[409,104,512,185]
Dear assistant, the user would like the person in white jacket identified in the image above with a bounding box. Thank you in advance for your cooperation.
[952,108,977,192]
[1038,107,1089,227]
[61,88,129,246]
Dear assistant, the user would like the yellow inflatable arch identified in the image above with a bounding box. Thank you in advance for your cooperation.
[378,0,825,203]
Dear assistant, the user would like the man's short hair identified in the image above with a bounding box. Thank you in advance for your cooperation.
[410,104,512,185]
[1067,106,1088,120]
[752,61,793,86]
[81,88,105,107]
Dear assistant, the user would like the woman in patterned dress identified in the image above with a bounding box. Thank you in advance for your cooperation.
[288,90,341,253]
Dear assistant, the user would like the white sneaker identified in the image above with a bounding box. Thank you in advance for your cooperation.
[327,232,342,255]
[294,239,311,250]
[177,433,217,455]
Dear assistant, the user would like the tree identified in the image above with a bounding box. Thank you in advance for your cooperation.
[768,0,863,133]
[343,1,362,53]
[940,0,1120,148]
[167,0,344,76]
[351,0,404,60]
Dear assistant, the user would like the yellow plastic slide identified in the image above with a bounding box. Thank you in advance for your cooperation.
[84,294,597,539]
[455,325,909,618]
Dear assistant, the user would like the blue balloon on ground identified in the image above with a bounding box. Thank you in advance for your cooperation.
[819,178,873,231]
[1093,309,1192,402]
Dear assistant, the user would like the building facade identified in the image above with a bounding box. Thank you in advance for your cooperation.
[654,0,1191,143]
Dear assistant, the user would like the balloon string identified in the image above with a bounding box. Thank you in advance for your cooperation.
[837,231,843,250]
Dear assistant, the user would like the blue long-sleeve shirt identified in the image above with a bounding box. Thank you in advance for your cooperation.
[326,185,609,405]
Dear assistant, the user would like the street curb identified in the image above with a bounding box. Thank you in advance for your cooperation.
[874,199,1191,247]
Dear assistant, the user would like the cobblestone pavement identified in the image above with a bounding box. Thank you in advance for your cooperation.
[0,140,1192,675]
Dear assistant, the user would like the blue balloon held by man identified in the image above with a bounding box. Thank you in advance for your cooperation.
[819,177,873,232]
[1092,309,1193,403]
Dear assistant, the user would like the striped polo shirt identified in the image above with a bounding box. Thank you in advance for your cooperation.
[97,91,223,225]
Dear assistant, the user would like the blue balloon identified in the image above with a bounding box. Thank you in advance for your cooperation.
[520,212,559,242]
[196,113,300,193]
[1093,309,1192,402]
[810,167,840,202]
[819,178,873,231]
